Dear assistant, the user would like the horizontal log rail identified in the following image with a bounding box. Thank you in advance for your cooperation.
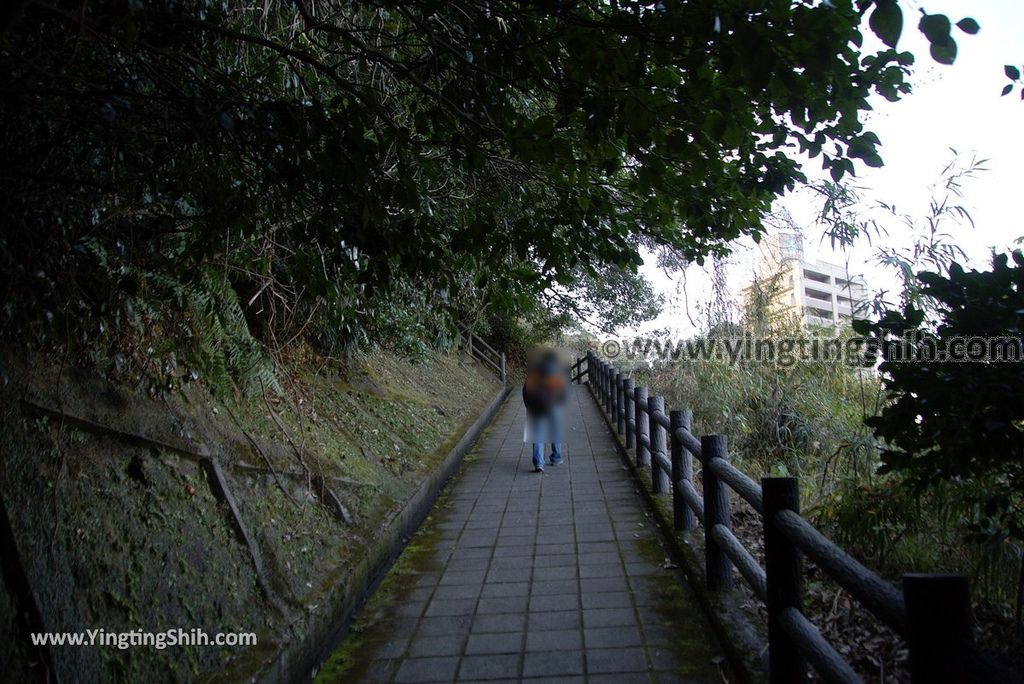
[457,325,506,385]
[576,350,1005,684]
[570,357,589,382]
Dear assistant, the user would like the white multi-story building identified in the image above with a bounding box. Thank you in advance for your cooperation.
[746,231,868,328]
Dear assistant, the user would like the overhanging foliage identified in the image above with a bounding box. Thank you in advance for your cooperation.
[0,0,979,371]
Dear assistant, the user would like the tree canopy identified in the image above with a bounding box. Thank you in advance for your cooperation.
[856,252,1024,546]
[0,1,979,378]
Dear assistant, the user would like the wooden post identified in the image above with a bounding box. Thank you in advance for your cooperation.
[606,366,614,423]
[650,397,669,493]
[598,360,606,409]
[635,386,649,467]
[670,410,694,531]
[616,373,625,435]
[702,435,732,591]
[599,360,606,408]
[605,364,612,415]
[762,477,804,684]
[623,378,635,449]
[605,364,613,416]
[500,353,506,385]
[904,574,972,684]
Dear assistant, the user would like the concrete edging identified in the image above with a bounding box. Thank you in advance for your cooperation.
[263,384,512,683]
[583,382,768,684]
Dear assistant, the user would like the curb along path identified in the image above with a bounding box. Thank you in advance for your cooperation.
[326,385,727,683]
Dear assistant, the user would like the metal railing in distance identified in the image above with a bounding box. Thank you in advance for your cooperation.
[576,351,998,684]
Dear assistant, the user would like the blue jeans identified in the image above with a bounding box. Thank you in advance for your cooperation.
[526,409,563,468]
[533,442,562,468]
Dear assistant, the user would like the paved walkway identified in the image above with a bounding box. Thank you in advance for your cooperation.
[337,385,727,683]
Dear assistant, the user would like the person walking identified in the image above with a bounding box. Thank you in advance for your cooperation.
[522,348,568,473]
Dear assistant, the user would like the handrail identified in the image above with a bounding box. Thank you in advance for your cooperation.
[710,523,767,601]
[778,607,863,684]
[574,351,997,684]
[774,510,906,635]
[458,325,506,385]
[473,349,502,373]
[672,426,703,458]
[456,323,503,361]
[707,456,764,515]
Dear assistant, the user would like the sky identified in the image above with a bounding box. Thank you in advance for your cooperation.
[624,0,1024,338]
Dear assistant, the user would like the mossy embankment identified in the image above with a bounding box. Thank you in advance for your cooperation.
[0,347,500,683]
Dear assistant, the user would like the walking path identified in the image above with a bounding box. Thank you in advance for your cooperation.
[330,385,727,683]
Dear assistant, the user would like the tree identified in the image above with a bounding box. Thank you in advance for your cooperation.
[854,252,1024,548]
[0,1,982,374]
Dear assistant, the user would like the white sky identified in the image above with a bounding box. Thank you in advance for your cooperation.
[624,0,1024,338]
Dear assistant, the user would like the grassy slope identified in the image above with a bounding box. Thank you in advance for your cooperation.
[0,347,499,683]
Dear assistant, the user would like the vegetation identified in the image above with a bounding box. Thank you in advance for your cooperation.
[627,161,1023,673]
[0,0,982,392]
[5,0,1024,679]
[0,344,501,681]
[633,249,1023,677]
[857,252,1024,618]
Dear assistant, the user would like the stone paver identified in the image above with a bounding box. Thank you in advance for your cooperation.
[341,385,726,683]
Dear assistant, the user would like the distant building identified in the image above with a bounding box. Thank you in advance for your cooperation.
[745,231,869,328]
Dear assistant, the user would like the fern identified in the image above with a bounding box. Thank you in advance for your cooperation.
[184,268,280,396]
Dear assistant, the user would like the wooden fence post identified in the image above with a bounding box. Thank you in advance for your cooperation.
[606,365,613,416]
[702,435,732,591]
[616,373,625,435]
[602,362,610,411]
[650,396,669,493]
[634,386,649,467]
[763,477,804,684]
[500,353,506,385]
[670,410,694,531]
[623,378,635,449]
[602,361,610,412]
[904,574,972,684]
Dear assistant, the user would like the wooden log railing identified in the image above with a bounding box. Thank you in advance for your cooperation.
[458,325,506,385]
[576,351,1008,684]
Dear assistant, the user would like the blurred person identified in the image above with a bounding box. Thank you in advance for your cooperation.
[522,348,568,473]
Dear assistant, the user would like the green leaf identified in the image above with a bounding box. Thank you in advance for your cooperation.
[930,39,957,65]
[919,14,952,46]
[651,67,680,88]
[1006,65,1021,81]
[955,18,980,35]
[1002,84,1013,97]
[863,153,884,168]
[869,0,903,48]
[917,14,959,65]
